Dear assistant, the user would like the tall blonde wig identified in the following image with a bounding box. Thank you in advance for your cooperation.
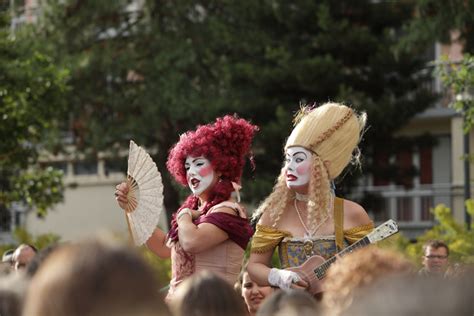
[254,102,366,232]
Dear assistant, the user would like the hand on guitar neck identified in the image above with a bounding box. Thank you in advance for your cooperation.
[285,219,399,296]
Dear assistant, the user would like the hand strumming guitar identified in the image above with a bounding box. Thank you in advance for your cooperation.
[268,268,308,290]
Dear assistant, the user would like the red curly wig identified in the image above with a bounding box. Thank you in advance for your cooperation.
[167,115,258,243]
[167,115,258,186]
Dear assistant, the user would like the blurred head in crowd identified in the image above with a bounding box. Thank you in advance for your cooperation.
[342,274,474,316]
[0,272,29,316]
[12,244,37,271]
[172,270,247,316]
[323,246,414,316]
[1,249,15,274]
[421,240,449,276]
[25,244,61,278]
[22,236,170,316]
[257,289,320,316]
[2,249,14,264]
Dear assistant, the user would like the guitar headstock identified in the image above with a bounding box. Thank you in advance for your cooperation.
[366,219,399,243]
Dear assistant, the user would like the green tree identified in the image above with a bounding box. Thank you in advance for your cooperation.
[0,6,69,219]
[0,227,61,257]
[399,0,474,53]
[399,1,474,261]
[436,54,474,132]
[29,0,239,218]
[209,1,437,198]
[436,54,474,230]
[398,0,474,133]
[405,204,474,265]
[376,203,473,271]
[12,227,61,250]
[28,1,436,219]
[400,0,474,132]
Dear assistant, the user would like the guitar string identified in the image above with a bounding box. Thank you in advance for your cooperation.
[296,237,371,284]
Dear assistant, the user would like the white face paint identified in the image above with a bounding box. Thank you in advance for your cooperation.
[285,146,312,189]
[185,156,215,196]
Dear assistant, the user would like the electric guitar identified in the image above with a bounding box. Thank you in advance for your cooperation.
[286,219,399,295]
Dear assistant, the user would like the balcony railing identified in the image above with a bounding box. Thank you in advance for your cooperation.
[353,183,454,223]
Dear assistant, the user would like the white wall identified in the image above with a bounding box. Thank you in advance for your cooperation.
[24,174,169,242]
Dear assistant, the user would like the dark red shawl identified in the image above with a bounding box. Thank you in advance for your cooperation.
[168,212,253,250]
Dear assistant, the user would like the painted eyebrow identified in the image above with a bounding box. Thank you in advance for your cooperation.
[292,151,308,158]
[185,158,205,165]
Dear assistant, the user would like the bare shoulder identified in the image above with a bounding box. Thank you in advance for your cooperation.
[211,206,238,216]
[342,199,372,229]
[256,209,273,227]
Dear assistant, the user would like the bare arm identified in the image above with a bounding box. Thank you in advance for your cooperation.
[247,212,307,290]
[177,207,234,254]
[146,228,171,258]
[247,211,276,286]
[247,251,274,286]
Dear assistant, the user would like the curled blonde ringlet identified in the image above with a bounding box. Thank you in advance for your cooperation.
[306,155,331,234]
[348,112,367,168]
[252,167,291,227]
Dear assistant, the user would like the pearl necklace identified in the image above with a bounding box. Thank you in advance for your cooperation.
[294,199,312,237]
[293,196,332,238]
[295,192,309,202]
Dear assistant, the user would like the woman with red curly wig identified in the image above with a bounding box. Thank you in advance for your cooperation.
[115,115,258,300]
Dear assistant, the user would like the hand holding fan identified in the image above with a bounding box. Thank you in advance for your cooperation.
[125,140,164,246]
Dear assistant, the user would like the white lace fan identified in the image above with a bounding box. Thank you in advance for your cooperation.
[125,140,164,246]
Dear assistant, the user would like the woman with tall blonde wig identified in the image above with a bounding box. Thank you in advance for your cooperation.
[247,102,374,292]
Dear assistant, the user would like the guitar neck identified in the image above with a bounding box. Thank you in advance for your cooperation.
[313,236,371,279]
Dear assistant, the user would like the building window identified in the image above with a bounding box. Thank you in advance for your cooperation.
[396,197,413,221]
[373,201,390,222]
[105,159,126,176]
[373,150,390,186]
[396,149,414,188]
[420,196,434,221]
[0,205,11,232]
[419,146,433,184]
[74,160,98,175]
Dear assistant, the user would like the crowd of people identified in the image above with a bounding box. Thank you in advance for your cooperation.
[0,238,472,316]
[1,102,472,315]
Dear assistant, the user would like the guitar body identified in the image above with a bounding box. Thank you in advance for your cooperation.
[286,255,326,295]
[283,220,399,296]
